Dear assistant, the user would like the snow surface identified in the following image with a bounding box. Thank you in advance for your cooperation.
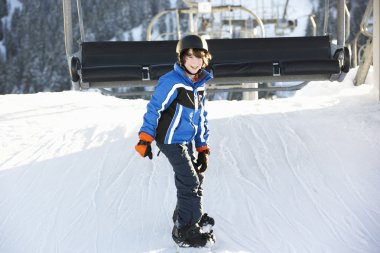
[1,68,380,253]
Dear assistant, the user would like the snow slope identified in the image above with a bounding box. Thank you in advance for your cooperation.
[0,68,380,253]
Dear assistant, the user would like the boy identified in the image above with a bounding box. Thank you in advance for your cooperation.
[135,34,215,248]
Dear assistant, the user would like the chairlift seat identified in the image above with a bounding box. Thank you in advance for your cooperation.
[209,36,340,77]
[77,36,346,87]
[81,40,177,82]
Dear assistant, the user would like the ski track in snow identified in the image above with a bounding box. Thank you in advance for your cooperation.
[1,74,380,253]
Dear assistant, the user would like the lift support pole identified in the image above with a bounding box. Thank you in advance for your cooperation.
[62,0,79,90]
[337,0,345,47]
[374,0,380,100]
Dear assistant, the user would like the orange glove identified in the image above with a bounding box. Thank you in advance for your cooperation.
[135,132,154,159]
[196,146,210,173]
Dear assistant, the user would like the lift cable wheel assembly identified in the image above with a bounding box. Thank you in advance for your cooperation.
[62,0,351,96]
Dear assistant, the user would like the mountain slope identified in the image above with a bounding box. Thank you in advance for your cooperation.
[0,69,379,253]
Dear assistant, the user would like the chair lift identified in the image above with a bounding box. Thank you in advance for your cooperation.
[144,4,266,41]
[62,0,350,95]
[274,0,297,36]
[352,0,373,86]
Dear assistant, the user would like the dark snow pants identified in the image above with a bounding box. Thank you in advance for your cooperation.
[156,142,204,228]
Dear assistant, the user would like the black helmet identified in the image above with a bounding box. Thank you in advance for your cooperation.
[176,34,208,54]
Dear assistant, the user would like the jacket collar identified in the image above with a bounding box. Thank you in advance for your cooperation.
[173,63,212,87]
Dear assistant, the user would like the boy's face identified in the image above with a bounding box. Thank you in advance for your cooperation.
[183,49,203,75]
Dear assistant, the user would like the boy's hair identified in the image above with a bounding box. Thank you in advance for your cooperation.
[178,48,212,69]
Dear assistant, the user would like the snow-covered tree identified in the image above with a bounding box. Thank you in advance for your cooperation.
[0,0,169,94]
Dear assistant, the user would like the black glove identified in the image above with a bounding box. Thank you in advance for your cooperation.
[196,149,210,173]
[135,140,153,159]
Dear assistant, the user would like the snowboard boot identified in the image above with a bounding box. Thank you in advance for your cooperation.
[172,223,215,248]
[172,210,215,228]
[198,213,215,227]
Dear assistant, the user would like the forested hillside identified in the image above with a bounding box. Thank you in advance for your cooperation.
[0,0,171,94]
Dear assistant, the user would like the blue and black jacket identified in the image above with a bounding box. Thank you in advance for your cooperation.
[139,63,212,148]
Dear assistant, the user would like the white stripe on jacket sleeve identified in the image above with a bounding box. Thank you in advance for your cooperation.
[168,104,183,144]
